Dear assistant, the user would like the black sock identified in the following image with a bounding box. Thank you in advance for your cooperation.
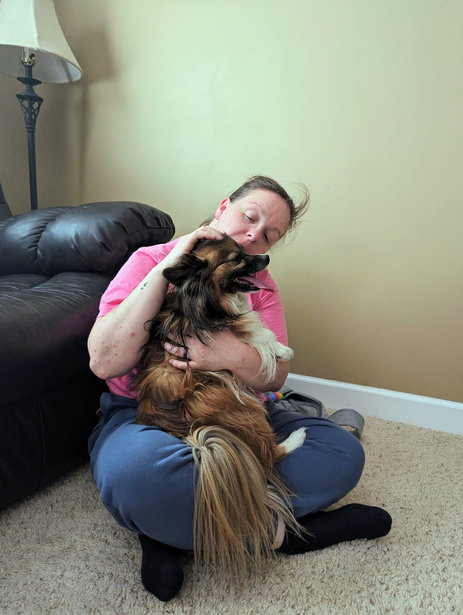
[138,534,186,601]
[279,503,392,555]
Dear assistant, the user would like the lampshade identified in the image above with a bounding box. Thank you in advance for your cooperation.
[0,0,82,83]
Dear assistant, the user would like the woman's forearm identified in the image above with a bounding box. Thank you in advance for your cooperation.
[230,341,289,393]
[88,265,169,380]
[166,327,290,392]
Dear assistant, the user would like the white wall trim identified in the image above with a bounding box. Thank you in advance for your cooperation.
[285,374,463,436]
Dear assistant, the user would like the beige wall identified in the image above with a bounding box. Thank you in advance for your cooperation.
[1,0,462,402]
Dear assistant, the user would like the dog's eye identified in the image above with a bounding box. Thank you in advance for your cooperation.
[231,253,242,263]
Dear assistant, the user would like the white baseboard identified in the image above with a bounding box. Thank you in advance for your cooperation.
[285,374,463,436]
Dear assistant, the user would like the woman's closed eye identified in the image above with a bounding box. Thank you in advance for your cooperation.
[245,213,269,243]
[244,213,270,245]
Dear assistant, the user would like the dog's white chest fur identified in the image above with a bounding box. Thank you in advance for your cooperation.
[231,292,294,384]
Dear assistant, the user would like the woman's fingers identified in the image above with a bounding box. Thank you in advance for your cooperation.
[193,225,223,240]
[164,331,233,372]
[169,357,189,370]
[164,339,191,371]
[160,226,222,271]
[180,226,223,254]
[164,340,188,358]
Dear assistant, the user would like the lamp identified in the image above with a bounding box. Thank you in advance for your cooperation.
[0,0,82,210]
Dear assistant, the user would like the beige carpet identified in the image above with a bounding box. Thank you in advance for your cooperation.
[1,416,462,615]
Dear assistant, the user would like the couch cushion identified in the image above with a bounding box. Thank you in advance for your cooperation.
[0,274,49,292]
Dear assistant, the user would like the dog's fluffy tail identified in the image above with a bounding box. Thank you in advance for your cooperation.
[184,425,302,579]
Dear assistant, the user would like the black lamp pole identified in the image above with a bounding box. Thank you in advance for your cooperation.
[15,52,43,211]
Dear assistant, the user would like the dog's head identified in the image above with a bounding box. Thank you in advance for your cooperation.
[163,234,271,296]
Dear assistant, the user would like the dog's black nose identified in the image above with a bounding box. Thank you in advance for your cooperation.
[253,253,270,271]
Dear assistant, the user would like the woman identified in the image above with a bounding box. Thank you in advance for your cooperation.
[88,176,391,602]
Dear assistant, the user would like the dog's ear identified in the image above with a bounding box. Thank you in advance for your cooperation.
[163,254,208,286]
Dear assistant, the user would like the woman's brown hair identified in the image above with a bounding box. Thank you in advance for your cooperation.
[203,175,309,240]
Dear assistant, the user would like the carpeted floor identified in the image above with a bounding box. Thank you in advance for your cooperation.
[1,416,462,615]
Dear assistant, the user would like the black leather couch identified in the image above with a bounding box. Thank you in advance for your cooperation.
[0,201,175,510]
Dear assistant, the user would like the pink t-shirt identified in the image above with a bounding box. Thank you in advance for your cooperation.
[97,237,288,400]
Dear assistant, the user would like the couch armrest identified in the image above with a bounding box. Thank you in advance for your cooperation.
[0,201,175,276]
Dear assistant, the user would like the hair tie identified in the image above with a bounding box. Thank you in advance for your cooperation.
[266,392,285,402]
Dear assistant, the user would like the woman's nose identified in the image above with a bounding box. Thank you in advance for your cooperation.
[247,228,259,241]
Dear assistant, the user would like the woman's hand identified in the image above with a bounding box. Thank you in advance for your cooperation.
[160,226,224,271]
[164,330,289,392]
[165,330,236,372]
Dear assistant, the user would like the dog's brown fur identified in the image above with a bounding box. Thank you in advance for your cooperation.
[133,235,304,577]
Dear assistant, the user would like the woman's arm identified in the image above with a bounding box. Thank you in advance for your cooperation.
[88,226,224,380]
[88,264,168,380]
[166,329,290,392]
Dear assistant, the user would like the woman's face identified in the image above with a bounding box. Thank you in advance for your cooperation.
[210,189,290,254]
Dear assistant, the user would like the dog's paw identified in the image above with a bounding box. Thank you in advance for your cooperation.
[275,343,294,362]
[279,427,306,454]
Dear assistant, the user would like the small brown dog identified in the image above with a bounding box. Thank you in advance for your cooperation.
[133,234,305,577]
